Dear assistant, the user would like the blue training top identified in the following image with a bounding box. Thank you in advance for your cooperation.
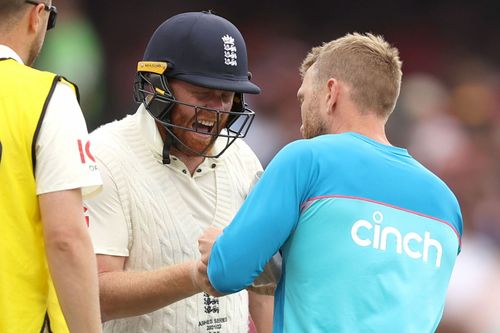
[208,132,462,333]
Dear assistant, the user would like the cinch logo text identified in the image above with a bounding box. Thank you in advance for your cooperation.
[351,211,443,268]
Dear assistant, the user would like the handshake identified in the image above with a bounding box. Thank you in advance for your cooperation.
[191,226,281,298]
[192,226,225,297]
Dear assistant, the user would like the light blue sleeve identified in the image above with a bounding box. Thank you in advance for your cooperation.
[207,140,314,293]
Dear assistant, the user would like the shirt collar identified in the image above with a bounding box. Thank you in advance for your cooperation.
[137,104,164,158]
[0,45,24,64]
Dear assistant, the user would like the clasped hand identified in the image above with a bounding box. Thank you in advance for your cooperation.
[192,226,224,297]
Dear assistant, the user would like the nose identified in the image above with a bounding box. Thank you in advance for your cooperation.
[207,97,224,110]
[206,92,230,110]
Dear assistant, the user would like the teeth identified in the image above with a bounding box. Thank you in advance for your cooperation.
[198,120,215,127]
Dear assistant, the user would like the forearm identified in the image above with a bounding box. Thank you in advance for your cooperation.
[40,189,102,333]
[99,261,200,321]
[45,233,102,333]
[250,253,281,296]
[249,290,274,333]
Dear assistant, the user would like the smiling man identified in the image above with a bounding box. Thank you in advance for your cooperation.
[83,11,273,333]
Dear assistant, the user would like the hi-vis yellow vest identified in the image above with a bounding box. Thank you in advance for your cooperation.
[0,58,78,333]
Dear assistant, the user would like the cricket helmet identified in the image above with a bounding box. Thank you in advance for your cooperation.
[133,11,260,162]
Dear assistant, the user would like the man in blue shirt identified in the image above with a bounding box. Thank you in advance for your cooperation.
[194,33,462,333]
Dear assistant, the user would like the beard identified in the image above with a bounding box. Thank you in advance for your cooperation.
[170,128,218,156]
[302,121,327,139]
[301,107,328,139]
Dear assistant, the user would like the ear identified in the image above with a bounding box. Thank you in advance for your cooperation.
[27,3,45,33]
[325,78,339,114]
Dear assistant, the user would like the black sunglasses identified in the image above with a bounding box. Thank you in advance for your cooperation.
[25,0,57,30]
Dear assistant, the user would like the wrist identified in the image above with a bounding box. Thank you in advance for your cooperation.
[188,260,203,293]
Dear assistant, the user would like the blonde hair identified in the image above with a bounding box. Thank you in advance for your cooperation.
[300,33,402,117]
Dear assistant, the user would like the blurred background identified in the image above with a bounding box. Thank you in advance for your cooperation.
[36,1,500,332]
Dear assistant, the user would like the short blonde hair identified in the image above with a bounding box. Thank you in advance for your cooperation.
[300,33,402,117]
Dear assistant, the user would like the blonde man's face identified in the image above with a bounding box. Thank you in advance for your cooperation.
[297,65,328,139]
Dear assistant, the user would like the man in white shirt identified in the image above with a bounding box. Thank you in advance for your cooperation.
[0,1,102,332]
[84,11,273,333]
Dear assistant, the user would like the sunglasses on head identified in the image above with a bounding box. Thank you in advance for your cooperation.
[25,0,57,30]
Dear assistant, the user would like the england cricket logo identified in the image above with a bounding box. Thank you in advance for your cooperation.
[222,34,237,66]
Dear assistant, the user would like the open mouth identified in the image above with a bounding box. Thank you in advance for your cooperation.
[192,119,216,134]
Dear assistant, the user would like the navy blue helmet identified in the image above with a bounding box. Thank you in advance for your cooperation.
[134,11,260,162]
